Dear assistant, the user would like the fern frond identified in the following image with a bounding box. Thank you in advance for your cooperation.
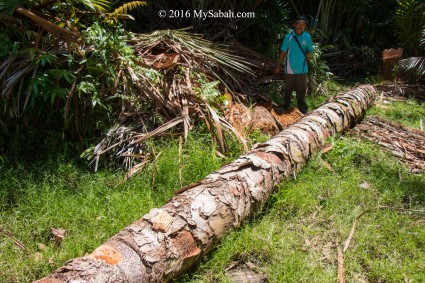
[108,1,147,21]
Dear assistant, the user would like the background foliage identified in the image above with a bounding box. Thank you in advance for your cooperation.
[0,0,424,160]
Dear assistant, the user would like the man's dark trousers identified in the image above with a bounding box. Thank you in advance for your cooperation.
[283,73,308,114]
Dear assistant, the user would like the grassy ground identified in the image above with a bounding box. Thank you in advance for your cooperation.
[1,83,424,282]
[368,97,425,129]
[0,134,224,282]
[177,138,425,283]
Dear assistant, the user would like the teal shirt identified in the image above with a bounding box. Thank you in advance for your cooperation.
[280,30,313,74]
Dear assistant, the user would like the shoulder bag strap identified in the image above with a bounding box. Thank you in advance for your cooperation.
[293,35,307,57]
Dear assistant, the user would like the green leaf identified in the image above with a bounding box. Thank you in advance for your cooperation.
[47,87,69,104]
[36,52,58,67]
[47,69,76,83]
[0,0,28,16]
[78,0,110,11]
[23,47,36,61]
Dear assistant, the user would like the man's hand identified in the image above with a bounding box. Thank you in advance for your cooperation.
[306,52,313,61]
[275,66,281,75]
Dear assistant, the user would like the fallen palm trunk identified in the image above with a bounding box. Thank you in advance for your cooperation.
[35,85,377,283]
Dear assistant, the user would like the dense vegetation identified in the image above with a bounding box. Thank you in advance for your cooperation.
[1,0,424,162]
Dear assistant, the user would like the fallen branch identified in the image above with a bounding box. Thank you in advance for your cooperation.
[342,204,425,255]
[342,207,371,253]
[343,218,357,253]
[378,205,425,213]
[0,226,31,255]
[337,245,345,283]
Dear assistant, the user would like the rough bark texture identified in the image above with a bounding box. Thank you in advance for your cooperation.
[35,86,377,283]
[250,106,279,135]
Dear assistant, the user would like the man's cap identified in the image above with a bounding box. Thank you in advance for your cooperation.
[294,15,308,23]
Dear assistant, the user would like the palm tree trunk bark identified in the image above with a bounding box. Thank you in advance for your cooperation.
[35,85,377,283]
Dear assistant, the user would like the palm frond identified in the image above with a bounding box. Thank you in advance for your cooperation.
[78,0,110,11]
[399,57,425,75]
[87,28,255,170]
[92,0,110,11]
[0,0,28,16]
[131,29,254,76]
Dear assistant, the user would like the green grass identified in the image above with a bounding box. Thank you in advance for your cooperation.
[0,133,224,283]
[367,97,425,129]
[177,138,425,283]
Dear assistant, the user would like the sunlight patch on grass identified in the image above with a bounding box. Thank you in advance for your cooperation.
[368,98,425,129]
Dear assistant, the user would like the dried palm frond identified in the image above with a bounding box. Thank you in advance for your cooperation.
[350,116,425,173]
[88,29,253,171]
[88,116,183,172]
[129,28,254,90]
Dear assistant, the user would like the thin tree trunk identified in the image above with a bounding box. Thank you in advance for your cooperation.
[15,7,80,39]
[35,86,377,283]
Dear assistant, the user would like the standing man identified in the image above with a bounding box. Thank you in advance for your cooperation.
[275,15,313,115]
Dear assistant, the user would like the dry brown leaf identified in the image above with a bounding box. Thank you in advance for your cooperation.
[50,227,66,246]
[322,143,333,154]
[358,181,370,189]
[37,243,47,251]
[33,252,43,262]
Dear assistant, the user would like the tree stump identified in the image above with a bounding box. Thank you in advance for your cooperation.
[250,106,279,136]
